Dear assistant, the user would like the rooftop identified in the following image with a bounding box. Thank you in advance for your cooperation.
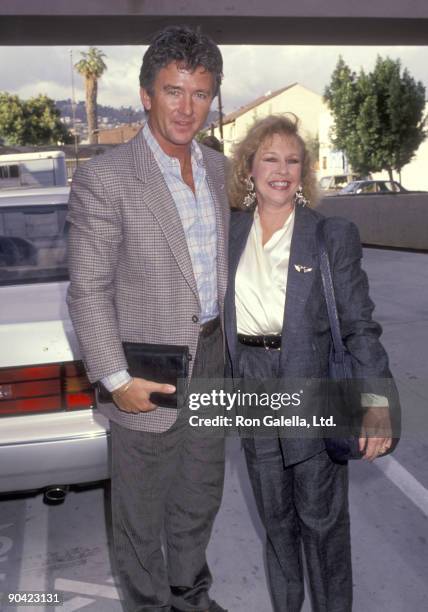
[219,83,298,126]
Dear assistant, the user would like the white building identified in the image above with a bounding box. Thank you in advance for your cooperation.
[214,85,428,191]
[396,135,428,190]
[213,83,326,158]
[318,108,349,177]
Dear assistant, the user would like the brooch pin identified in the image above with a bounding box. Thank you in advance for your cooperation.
[294,264,313,273]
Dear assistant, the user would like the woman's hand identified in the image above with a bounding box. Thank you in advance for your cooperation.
[359,406,392,461]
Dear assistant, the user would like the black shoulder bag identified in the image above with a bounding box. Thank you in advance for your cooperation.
[316,219,398,462]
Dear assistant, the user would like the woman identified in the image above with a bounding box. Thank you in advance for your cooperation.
[224,115,396,612]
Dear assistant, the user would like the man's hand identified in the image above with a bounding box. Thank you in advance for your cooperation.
[113,377,175,414]
[359,406,392,461]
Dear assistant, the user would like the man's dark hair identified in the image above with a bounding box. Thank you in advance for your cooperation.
[140,26,223,97]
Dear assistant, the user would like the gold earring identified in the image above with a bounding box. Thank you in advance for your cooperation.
[294,185,309,207]
[243,177,256,208]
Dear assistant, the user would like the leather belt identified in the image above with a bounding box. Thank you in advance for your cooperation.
[200,316,220,337]
[238,333,281,350]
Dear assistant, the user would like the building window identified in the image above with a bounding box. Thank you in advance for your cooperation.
[0,164,20,179]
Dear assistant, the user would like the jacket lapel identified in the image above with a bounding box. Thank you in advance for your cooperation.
[226,211,254,369]
[131,130,199,302]
[201,149,229,312]
[280,205,318,364]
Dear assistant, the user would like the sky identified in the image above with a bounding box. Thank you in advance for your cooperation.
[0,45,427,116]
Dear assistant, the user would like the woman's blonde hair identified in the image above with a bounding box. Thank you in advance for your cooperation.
[228,114,318,209]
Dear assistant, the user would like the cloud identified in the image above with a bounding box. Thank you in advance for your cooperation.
[1,44,427,115]
[95,47,144,108]
[0,45,146,109]
[16,80,76,102]
[219,45,428,113]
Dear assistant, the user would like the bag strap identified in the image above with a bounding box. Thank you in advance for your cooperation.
[316,218,345,360]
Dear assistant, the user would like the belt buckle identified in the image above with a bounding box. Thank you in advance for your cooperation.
[263,335,280,351]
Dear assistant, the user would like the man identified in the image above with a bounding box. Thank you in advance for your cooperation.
[67,26,229,612]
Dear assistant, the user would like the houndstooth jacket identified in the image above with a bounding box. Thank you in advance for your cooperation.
[66,128,229,432]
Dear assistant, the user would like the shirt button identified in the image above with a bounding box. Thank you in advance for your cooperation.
[192,315,199,323]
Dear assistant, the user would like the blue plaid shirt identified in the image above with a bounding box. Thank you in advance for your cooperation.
[143,122,218,322]
[101,123,218,391]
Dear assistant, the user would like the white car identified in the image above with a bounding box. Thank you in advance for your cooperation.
[0,187,109,500]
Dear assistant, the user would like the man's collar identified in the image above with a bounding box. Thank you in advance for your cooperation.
[142,121,204,170]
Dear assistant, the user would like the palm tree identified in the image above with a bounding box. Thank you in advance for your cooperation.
[75,47,107,144]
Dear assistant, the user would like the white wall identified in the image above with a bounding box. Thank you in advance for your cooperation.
[215,84,325,157]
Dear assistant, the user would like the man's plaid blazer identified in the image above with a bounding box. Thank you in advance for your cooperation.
[67,128,230,432]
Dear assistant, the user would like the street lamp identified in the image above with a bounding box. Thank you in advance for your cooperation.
[69,49,80,166]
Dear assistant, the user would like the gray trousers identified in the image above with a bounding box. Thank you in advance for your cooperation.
[238,344,352,612]
[110,326,225,612]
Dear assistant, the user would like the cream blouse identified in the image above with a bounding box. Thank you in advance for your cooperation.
[236,207,295,335]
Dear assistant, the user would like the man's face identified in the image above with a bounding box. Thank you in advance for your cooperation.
[140,61,215,153]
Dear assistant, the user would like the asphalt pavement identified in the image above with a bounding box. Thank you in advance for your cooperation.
[1,247,427,612]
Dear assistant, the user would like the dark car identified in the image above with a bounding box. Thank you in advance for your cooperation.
[338,180,408,195]
[318,174,363,196]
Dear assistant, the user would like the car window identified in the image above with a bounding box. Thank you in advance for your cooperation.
[340,182,358,193]
[0,204,68,286]
[359,182,376,193]
[333,176,347,188]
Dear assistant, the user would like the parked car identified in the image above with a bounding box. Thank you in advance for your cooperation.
[0,187,109,500]
[318,174,362,195]
[0,151,68,190]
[337,180,408,195]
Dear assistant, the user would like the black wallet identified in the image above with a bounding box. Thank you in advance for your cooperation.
[98,342,190,409]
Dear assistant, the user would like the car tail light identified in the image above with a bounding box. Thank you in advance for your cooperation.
[0,361,95,416]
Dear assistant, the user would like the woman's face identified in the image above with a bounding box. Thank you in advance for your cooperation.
[250,133,303,211]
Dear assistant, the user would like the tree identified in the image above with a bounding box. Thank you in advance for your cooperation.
[0,92,72,145]
[75,47,107,144]
[324,56,426,181]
